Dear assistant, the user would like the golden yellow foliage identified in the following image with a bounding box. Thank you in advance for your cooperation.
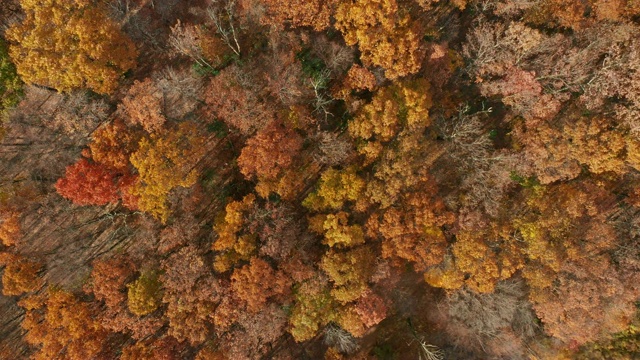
[335,0,425,79]
[348,79,432,164]
[322,212,366,249]
[320,246,375,304]
[129,123,205,223]
[6,0,137,94]
[212,194,257,273]
[303,166,365,212]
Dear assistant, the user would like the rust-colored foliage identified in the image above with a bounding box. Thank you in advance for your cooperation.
[121,336,184,360]
[120,78,166,133]
[368,182,455,272]
[203,66,274,135]
[0,252,42,296]
[230,257,289,313]
[88,257,136,309]
[353,289,388,328]
[237,121,303,181]
[55,158,120,206]
[21,288,111,360]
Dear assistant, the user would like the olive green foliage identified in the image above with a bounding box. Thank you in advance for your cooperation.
[127,271,162,316]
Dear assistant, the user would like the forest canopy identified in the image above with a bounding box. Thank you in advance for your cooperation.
[1,0,640,359]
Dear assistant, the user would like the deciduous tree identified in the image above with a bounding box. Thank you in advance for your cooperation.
[230,257,289,313]
[127,270,162,316]
[0,252,42,296]
[334,0,426,79]
[129,122,205,223]
[320,246,376,304]
[6,0,137,94]
[55,158,120,206]
[237,121,303,181]
[21,288,112,360]
[120,78,166,133]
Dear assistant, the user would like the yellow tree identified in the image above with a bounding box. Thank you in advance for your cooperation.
[212,194,258,273]
[348,78,432,164]
[302,166,366,212]
[334,0,425,79]
[424,226,524,293]
[129,122,205,223]
[6,0,137,94]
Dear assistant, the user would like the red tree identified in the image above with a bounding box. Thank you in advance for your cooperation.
[55,158,120,206]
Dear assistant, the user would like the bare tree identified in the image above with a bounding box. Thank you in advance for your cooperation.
[207,0,241,56]
[324,323,360,354]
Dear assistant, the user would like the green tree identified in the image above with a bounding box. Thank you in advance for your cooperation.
[0,38,22,118]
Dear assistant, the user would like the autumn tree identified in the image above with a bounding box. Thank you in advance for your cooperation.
[161,246,224,345]
[0,38,22,118]
[257,0,336,30]
[169,20,228,70]
[348,79,432,164]
[303,166,366,212]
[237,121,303,182]
[437,280,538,356]
[129,122,205,223]
[127,271,162,316]
[313,211,366,249]
[55,158,120,206]
[0,210,21,247]
[0,252,42,296]
[212,194,258,273]
[87,119,141,171]
[320,246,376,304]
[87,257,163,339]
[204,65,275,135]
[221,303,288,359]
[512,181,638,345]
[121,336,184,360]
[424,226,524,293]
[120,78,166,133]
[334,0,426,79]
[245,200,302,261]
[289,275,338,342]
[367,180,455,272]
[6,0,137,94]
[230,257,289,313]
[21,288,112,360]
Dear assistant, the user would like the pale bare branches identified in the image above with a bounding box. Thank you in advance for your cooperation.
[207,0,241,56]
